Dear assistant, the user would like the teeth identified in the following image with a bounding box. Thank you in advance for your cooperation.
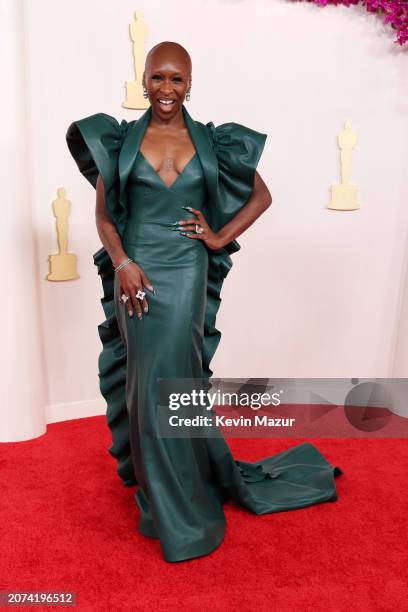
[159,99,174,105]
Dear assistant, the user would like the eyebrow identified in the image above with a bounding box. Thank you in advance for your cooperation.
[151,71,184,76]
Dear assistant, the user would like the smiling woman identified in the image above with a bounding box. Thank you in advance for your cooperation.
[66,40,343,563]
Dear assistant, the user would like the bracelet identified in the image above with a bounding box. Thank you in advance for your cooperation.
[114,257,133,272]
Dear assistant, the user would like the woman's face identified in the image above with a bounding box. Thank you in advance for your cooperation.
[143,51,191,118]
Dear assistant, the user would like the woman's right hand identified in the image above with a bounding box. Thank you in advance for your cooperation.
[117,261,154,319]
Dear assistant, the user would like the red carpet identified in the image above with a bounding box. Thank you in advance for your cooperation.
[0,416,407,611]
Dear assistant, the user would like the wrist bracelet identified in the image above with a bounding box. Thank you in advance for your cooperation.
[114,257,133,272]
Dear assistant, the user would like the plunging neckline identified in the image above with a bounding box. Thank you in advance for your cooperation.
[139,150,198,190]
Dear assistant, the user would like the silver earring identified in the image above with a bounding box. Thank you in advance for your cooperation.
[185,89,191,101]
[143,86,148,99]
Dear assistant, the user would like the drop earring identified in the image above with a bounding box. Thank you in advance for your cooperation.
[143,86,148,99]
[185,89,191,101]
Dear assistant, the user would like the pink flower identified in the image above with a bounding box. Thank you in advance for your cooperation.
[291,0,408,45]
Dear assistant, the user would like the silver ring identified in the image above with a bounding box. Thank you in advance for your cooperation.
[120,293,129,304]
[136,289,146,300]
[195,224,204,234]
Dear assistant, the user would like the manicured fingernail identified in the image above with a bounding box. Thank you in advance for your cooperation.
[144,306,148,313]
[181,205,192,210]
[146,285,154,292]
[171,221,179,225]
[129,311,133,317]
[137,313,142,320]
[171,226,183,231]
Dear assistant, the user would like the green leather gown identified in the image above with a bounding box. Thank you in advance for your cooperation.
[66,104,343,562]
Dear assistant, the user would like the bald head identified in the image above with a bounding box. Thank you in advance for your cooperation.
[145,41,192,76]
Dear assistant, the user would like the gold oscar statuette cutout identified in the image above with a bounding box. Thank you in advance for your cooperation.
[123,10,150,109]
[47,187,80,281]
[328,120,360,211]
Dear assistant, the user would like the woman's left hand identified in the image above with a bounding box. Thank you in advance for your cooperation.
[177,206,224,251]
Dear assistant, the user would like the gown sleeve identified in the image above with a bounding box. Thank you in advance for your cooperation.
[65,113,137,488]
[66,112,129,237]
[201,120,268,380]
[205,120,267,254]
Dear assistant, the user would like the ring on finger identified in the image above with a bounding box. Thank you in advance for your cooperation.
[195,224,204,234]
[135,289,146,300]
[120,293,129,304]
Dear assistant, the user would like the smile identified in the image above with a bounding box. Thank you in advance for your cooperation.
[158,99,176,105]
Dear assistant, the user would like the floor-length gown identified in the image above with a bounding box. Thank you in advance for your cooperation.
[66,104,343,562]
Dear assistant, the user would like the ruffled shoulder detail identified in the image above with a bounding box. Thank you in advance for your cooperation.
[66,113,136,487]
[200,120,267,382]
[66,113,129,236]
[205,120,267,254]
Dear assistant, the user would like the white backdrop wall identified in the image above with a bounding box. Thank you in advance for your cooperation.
[2,0,407,439]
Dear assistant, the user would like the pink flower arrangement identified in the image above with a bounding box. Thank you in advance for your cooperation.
[298,0,408,45]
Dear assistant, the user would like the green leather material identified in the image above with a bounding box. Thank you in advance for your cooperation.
[66,105,267,487]
[66,105,343,562]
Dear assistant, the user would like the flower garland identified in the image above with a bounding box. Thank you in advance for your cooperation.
[298,0,408,45]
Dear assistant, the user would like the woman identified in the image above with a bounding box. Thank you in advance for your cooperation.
[66,41,343,563]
